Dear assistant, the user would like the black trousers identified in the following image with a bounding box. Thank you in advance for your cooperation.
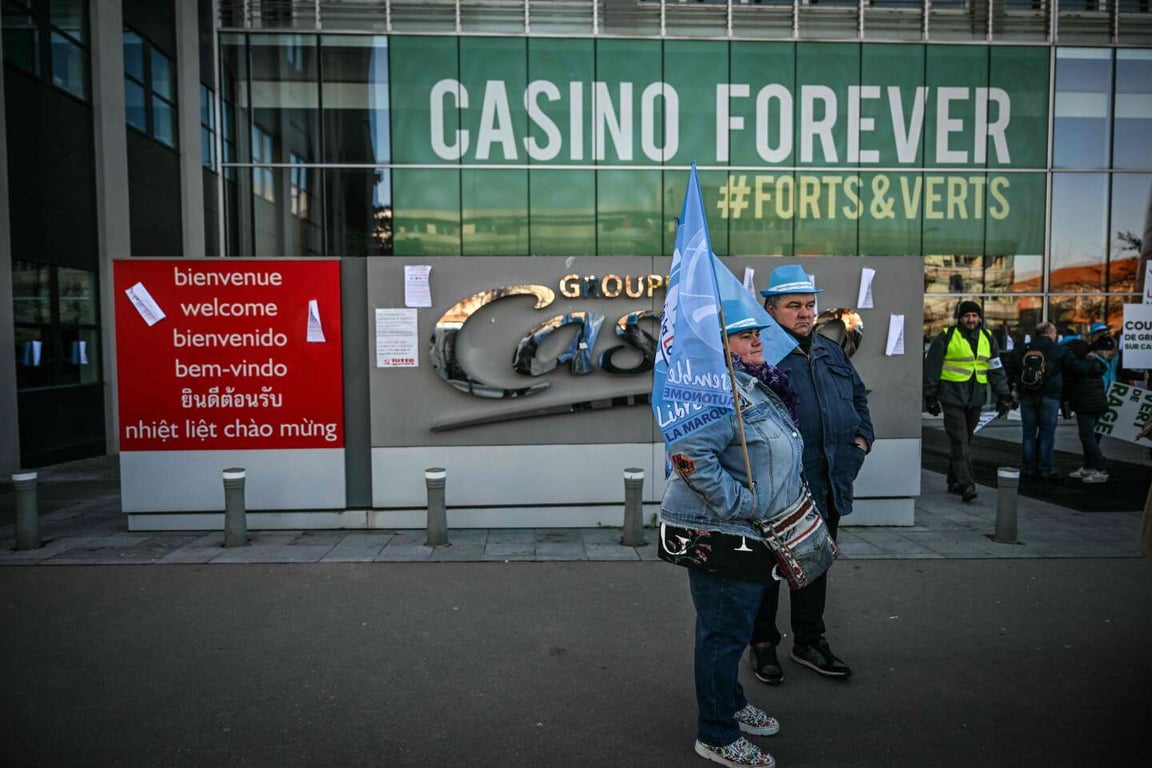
[942,403,981,488]
[750,498,840,648]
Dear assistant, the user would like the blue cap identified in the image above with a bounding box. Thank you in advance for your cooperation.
[1089,322,1109,333]
[722,299,770,336]
[759,264,823,296]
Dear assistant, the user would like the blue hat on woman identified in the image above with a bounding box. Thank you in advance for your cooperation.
[758,264,823,296]
[1089,322,1109,333]
[721,299,770,336]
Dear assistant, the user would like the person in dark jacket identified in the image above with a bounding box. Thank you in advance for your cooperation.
[1063,334,1115,484]
[922,300,1013,502]
[747,264,874,684]
[1007,322,1073,479]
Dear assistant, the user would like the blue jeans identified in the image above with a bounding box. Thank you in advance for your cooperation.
[688,569,766,747]
[1075,411,1106,470]
[1019,396,1059,475]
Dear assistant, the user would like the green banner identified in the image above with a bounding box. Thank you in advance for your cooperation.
[388,37,1050,256]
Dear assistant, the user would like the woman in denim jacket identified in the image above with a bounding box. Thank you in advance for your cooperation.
[659,300,805,768]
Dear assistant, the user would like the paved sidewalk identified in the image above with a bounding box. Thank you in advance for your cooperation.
[1,454,1145,565]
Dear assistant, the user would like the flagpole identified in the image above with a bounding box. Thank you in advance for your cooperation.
[716,302,756,494]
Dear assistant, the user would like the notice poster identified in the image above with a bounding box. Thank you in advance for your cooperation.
[114,260,344,451]
[1096,383,1152,445]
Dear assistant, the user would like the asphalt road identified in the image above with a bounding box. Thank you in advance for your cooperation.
[2,559,1150,768]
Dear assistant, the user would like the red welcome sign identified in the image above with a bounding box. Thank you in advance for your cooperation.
[114,259,344,451]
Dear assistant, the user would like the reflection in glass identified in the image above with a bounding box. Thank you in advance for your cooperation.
[1113,50,1152,171]
[530,169,595,256]
[1053,49,1112,170]
[1109,174,1152,294]
[57,267,96,324]
[50,31,85,99]
[1050,173,1108,291]
[597,170,663,256]
[249,34,319,165]
[815,309,863,358]
[463,169,527,256]
[1048,294,1112,343]
[252,166,323,256]
[326,168,392,256]
[13,261,51,323]
[321,35,389,164]
[431,285,556,398]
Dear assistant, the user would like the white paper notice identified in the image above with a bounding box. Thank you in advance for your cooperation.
[743,267,756,296]
[376,308,419,368]
[972,410,999,434]
[125,282,166,326]
[404,265,432,308]
[1144,262,1152,304]
[307,299,326,343]
[857,267,876,309]
[885,314,905,356]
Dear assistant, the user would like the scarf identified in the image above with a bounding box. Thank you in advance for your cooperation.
[731,355,798,425]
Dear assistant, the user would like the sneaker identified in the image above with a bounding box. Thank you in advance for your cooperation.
[791,639,852,678]
[694,737,775,768]
[750,644,783,685]
[1069,466,1089,479]
[1081,469,1109,484]
[734,703,780,737]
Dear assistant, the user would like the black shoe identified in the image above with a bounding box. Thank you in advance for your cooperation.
[791,639,851,679]
[960,484,978,502]
[750,644,783,685]
[947,483,963,495]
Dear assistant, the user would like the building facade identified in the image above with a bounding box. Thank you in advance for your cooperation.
[2,1,1150,526]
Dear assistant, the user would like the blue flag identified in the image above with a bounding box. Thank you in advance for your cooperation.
[652,164,795,445]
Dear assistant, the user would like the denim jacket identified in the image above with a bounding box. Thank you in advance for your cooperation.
[659,371,806,538]
[777,335,874,519]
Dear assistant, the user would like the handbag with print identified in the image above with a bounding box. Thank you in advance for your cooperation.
[752,487,839,590]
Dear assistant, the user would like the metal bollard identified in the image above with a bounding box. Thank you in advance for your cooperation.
[620,467,647,547]
[12,472,41,551]
[993,467,1020,544]
[222,468,248,548]
[425,468,449,547]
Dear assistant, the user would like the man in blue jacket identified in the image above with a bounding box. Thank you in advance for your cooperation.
[1008,322,1073,479]
[748,264,874,683]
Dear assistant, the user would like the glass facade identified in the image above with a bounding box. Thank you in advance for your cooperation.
[212,14,1151,344]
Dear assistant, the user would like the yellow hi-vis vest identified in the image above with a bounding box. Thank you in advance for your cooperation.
[940,328,990,383]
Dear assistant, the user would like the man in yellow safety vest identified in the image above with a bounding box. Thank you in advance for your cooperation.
[923,300,1014,502]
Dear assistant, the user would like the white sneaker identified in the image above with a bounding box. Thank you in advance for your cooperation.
[1081,469,1109,484]
[694,737,775,768]
[734,703,780,736]
[1069,466,1089,479]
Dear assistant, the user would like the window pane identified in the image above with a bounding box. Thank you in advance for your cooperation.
[252,166,323,257]
[597,169,663,256]
[219,34,250,164]
[15,326,49,389]
[528,169,593,256]
[1110,174,1152,293]
[57,267,96,324]
[1113,50,1152,171]
[324,167,392,257]
[1048,295,1110,343]
[12,261,51,323]
[60,327,100,385]
[2,7,39,73]
[125,79,146,131]
[392,168,461,256]
[199,83,214,128]
[1050,173,1109,291]
[151,47,173,100]
[152,98,175,146]
[201,126,215,169]
[462,169,527,256]
[320,35,390,163]
[50,32,86,99]
[123,29,144,81]
[49,0,85,44]
[250,34,320,166]
[1053,49,1112,170]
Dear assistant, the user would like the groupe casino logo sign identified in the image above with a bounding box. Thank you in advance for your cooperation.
[428,272,670,429]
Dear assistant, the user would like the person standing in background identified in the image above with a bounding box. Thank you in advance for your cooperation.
[922,301,1013,502]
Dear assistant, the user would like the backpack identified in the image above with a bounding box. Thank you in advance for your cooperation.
[1018,348,1048,392]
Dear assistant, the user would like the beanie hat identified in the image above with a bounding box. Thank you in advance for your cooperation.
[956,300,983,319]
